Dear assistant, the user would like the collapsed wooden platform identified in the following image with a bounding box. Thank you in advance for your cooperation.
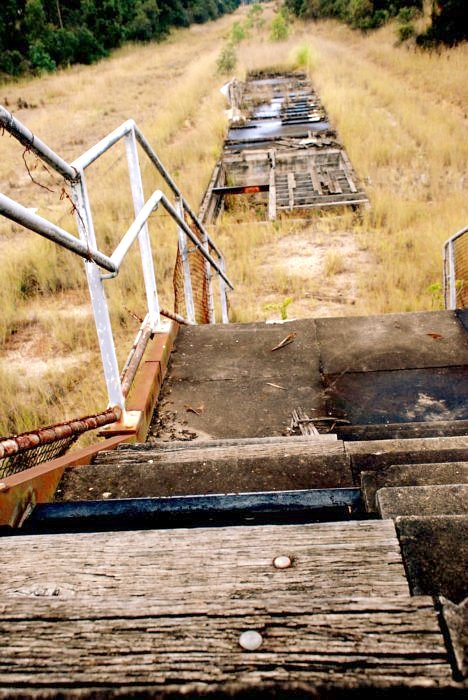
[199,72,368,223]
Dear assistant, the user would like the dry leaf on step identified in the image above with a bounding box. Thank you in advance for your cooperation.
[271,332,297,352]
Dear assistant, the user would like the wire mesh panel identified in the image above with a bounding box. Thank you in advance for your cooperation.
[445,227,468,309]
[453,232,468,308]
[0,407,121,479]
[173,215,211,324]
[0,437,77,479]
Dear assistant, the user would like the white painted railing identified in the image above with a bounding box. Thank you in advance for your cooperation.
[0,107,233,416]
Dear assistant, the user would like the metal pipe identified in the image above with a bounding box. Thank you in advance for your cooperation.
[110,190,234,289]
[120,319,153,398]
[125,130,160,332]
[219,257,229,324]
[71,119,135,171]
[133,126,224,260]
[160,307,192,326]
[0,407,122,460]
[0,193,117,273]
[71,176,125,410]
[160,195,234,289]
[110,190,164,269]
[0,106,78,181]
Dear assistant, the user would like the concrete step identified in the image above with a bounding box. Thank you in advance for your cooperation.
[440,597,468,679]
[56,437,352,501]
[56,435,468,503]
[336,419,468,442]
[396,514,468,603]
[347,435,468,480]
[377,484,468,519]
[152,312,468,442]
[361,461,468,512]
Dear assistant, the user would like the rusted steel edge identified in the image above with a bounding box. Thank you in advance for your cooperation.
[0,323,179,527]
[160,307,191,326]
[0,406,122,460]
[101,322,179,442]
[0,435,132,528]
[121,322,153,399]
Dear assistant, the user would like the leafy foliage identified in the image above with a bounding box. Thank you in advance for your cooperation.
[270,9,290,40]
[417,1,467,47]
[0,0,240,77]
[285,0,466,45]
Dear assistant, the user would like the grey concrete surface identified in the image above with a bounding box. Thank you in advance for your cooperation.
[377,484,468,518]
[362,462,468,512]
[396,515,468,603]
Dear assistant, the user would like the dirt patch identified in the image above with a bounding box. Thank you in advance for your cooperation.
[259,222,374,319]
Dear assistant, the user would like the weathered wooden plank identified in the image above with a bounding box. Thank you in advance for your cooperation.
[94,439,346,466]
[0,521,410,601]
[0,596,453,690]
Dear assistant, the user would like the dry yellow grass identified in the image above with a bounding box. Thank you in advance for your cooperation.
[0,5,466,435]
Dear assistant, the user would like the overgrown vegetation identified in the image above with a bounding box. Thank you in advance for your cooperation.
[0,4,466,434]
[217,2,266,73]
[284,0,467,45]
[0,0,240,77]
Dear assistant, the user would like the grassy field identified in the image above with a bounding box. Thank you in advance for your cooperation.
[0,3,466,435]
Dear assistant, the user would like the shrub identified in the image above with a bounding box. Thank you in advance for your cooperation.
[270,12,289,41]
[230,21,246,44]
[217,43,237,74]
[398,23,415,43]
[28,41,56,73]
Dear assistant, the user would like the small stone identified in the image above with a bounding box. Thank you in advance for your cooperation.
[102,492,112,499]
[239,630,263,651]
[273,555,292,569]
[148,459,154,464]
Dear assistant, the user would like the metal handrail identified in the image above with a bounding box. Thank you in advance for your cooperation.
[443,225,468,309]
[0,106,233,416]
[0,192,117,272]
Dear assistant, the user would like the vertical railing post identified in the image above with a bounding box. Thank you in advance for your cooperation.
[448,240,457,309]
[70,173,125,409]
[125,129,160,332]
[176,197,196,324]
[219,257,229,324]
[199,225,216,324]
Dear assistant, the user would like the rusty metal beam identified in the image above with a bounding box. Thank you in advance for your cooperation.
[0,435,132,528]
[0,407,122,461]
[212,184,269,195]
[0,324,179,527]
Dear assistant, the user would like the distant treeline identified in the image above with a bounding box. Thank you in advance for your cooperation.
[0,0,240,77]
[284,1,467,45]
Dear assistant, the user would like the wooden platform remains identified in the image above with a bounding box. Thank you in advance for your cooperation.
[199,72,368,223]
[0,521,460,697]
